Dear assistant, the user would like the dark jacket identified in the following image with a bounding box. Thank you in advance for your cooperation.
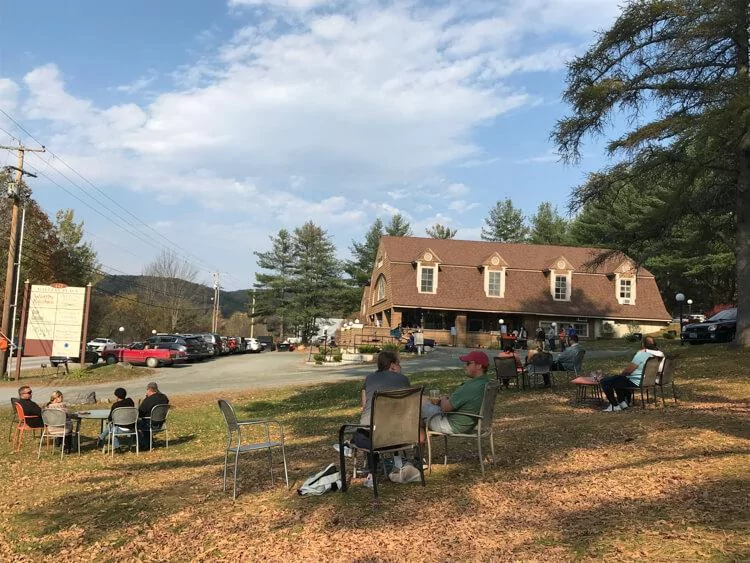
[19,398,44,428]
[109,397,136,428]
[139,392,169,419]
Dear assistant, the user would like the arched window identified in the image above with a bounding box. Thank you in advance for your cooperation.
[374,275,386,303]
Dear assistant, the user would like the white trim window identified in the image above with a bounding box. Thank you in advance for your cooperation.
[553,273,570,301]
[616,274,636,305]
[485,269,505,298]
[419,266,436,293]
[374,275,386,303]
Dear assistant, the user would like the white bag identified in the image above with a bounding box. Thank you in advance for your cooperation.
[297,463,342,496]
[388,456,422,484]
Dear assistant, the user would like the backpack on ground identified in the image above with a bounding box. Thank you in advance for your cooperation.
[297,463,341,496]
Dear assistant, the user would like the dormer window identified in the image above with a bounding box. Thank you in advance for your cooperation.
[554,275,568,300]
[415,249,440,294]
[549,257,572,301]
[481,252,507,298]
[614,261,636,305]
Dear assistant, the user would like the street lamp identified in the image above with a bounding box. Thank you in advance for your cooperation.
[676,293,685,345]
[118,326,125,347]
[687,298,693,316]
[323,329,328,357]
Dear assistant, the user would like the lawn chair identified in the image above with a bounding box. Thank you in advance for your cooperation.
[494,356,523,389]
[12,401,44,452]
[621,356,660,407]
[105,407,139,457]
[426,380,499,477]
[564,348,586,378]
[338,387,425,498]
[217,399,289,500]
[38,409,80,460]
[527,351,553,388]
[656,357,678,406]
[143,404,171,450]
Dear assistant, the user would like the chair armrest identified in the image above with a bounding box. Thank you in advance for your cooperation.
[446,411,481,420]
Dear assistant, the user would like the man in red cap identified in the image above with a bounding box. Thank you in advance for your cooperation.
[422,350,490,434]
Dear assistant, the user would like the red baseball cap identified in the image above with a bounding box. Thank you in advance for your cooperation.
[458,350,489,367]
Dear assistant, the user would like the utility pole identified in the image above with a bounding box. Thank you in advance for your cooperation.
[211,272,221,333]
[250,288,256,338]
[1,144,45,378]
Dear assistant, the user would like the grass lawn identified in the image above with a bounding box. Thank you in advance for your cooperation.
[1,363,155,387]
[1,343,748,561]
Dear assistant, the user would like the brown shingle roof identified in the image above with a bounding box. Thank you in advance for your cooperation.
[374,237,670,321]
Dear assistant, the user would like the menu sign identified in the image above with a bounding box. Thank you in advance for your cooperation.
[24,285,87,357]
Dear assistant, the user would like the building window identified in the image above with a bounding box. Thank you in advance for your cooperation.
[486,270,504,297]
[375,275,386,302]
[619,279,631,299]
[420,266,435,293]
[554,275,568,301]
[616,274,636,305]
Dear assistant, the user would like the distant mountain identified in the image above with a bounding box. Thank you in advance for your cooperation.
[97,275,250,317]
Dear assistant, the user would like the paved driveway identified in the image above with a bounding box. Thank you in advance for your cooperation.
[0,346,629,403]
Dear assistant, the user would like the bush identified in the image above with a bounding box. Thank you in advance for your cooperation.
[313,353,325,364]
[662,331,676,339]
[332,353,342,362]
[358,344,381,354]
[381,343,399,352]
[600,322,614,339]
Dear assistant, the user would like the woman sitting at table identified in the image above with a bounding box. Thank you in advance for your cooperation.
[45,390,73,435]
[496,344,523,387]
[97,388,135,448]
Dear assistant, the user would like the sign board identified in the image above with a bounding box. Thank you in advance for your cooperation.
[24,285,86,357]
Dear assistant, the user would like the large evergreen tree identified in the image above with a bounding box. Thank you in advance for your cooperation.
[554,0,749,346]
[344,218,384,288]
[385,213,413,236]
[481,199,529,242]
[254,229,295,339]
[529,202,569,245]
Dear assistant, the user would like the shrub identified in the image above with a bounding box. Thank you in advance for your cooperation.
[381,343,400,352]
[662,331,676,339]
[358,344,381,353]
[332,353,342,362]
[600,322,614,339]
[313,353,325,364]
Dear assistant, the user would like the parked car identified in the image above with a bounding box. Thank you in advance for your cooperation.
[256,335,274,351]
[101,345,187,368]
[681,307,737,344]
[245,338,261,353]
[276,341,295,352]
[86,338,117,353]
[146,335,202,361]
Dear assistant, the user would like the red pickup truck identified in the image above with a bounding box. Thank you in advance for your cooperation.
[101,343,187,368]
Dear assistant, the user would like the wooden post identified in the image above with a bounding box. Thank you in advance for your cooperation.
[14,280,30,381]
[79,283,92,365]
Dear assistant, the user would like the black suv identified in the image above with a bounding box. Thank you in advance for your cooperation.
[146,335,202,361]
[682,308,737,344]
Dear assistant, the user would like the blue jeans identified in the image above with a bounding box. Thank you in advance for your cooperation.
[99,424,134,448]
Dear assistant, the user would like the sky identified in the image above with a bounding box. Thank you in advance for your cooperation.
[0,0,624,291]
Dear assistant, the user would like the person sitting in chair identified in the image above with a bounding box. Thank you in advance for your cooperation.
[137,382,169,448]
[551,334,583,371]
[599,336,664,412]
[98,387,135,449]
[17,386,44,428]
[496,344,523,388]
[421,350,490,435]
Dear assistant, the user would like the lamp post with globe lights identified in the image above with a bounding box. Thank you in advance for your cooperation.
[118,326,125,347]
[687,298,693,316]
[676,293,685,345]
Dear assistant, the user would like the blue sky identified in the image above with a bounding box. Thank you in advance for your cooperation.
[0,0,623,290]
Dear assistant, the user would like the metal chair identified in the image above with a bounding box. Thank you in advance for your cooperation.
[38,409,80,460]
[338,387,426,498]
[106,407,139,457]
[564,348,586,378]
[622,356,660,407]
[217,399,289,500]
[426,380,499,477]
[143,404,171,451]
[12,401,44,452]
[494,356,523,389]
[656,357,678,406]
[527,351,553,388]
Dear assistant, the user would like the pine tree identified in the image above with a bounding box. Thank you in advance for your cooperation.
[254,229,295,339]
[344,218,384,288]
[425,223,457,239]
[385,213,412,236]
[529,202,569,245]
[480,199,528,242]
[553,0,749,346]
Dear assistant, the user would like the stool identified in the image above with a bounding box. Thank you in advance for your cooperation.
[571,376,603,405]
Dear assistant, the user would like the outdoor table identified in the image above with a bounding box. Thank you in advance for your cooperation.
[571,376,603,405]
[74,409,111,433]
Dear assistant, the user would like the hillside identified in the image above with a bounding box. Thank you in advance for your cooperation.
[96,275,250,317]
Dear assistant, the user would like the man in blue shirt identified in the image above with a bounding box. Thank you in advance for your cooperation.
[599,336,664,412]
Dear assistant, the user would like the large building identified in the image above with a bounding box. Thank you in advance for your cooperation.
[359,236,671,347]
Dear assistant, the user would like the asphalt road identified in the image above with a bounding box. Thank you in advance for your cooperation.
[0,346,629,404]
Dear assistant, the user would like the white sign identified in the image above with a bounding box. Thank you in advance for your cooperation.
[26,285,86,357]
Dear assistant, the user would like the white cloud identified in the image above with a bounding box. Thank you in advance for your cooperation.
[387,189,409,200]
[228,0,336,11]
[113,71,157,95]
[448,200,480,213]
[0,78,19,111]
[445,182,470,197]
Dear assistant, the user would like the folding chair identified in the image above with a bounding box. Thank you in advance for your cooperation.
[622,356,660,407]
[8,398,19,442]
[217,399,289,500]
[527,351,553,388]
[656,357,678,406]
[426,380,499,477]
[338,387,425,498]
[144,404,171,450]
[12,401,44,452]
[494,356,523,389]
[105,407,139,456]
